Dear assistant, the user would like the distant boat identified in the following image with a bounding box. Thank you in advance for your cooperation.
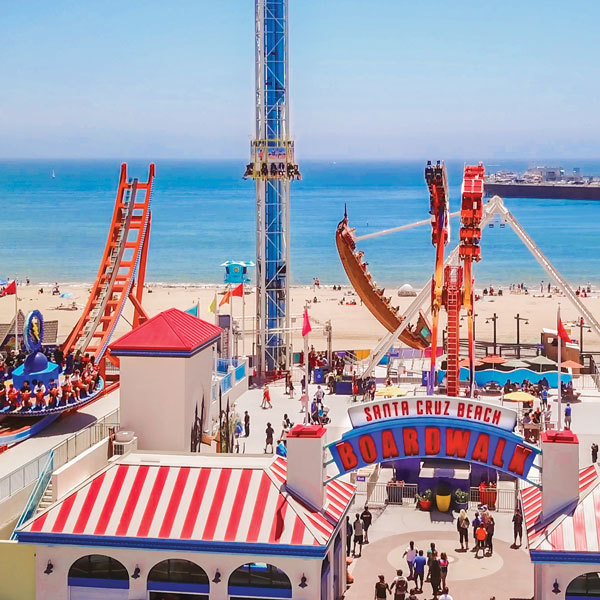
[51,169,56,178]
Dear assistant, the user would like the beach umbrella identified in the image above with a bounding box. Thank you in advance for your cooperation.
[525,355,556,372]
[458,358,483,367]
[503,391,536,402]
[0,279,7,286]
[481,355,506,364]
[501,358,530,369]
[376,386,408,397]
[561,360,584,369]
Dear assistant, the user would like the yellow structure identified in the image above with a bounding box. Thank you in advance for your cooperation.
[0,541,35,600]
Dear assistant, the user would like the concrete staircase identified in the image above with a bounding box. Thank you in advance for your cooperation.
[36,480,53,515]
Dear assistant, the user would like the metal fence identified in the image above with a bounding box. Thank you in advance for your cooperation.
[0,408,120,502]
[357,482,419,506]
[215,358,239,374]
[469,486,515,512]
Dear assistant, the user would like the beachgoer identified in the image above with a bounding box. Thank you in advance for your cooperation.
[413,550,427,592]
[475,523,487,558]
[261,385,272,409]
[403,541,417,580]
[429,556,441,596]
[374,575,390,600]
[352,513,364,557]
[486,516,495,555]
[361,505,373,544]
[244,411,250,437]
[264,422,274,453]
[472,511,481,549]
[565,403,572,429]
[426,542,436,581]
[439,552,449,590]
[592,443,598,464]
[457,509,470,550]
[390,569,408,600]
[346,516,352,556]
[513,509,523,547]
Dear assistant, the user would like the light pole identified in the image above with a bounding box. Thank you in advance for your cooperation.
[486,313,499,355]
[579,317,591,355]
[514,314,528,358]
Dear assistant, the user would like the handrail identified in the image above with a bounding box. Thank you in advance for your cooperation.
[10,451,54,538]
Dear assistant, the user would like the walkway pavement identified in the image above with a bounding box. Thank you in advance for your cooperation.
[346,505,533,600]
[0,388,119,479]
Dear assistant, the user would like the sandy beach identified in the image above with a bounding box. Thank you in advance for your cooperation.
[3,281,599,354]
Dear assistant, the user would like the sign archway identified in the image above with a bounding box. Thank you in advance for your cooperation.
[326,396,541,487]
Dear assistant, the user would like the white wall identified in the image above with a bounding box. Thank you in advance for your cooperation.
[51,439,109,502]
[34,541,326,600]
[535,561,600,600]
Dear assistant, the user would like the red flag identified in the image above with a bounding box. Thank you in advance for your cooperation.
[231,284,244,298]
[302,309,312,337]
[219,291,231,307]
[0,281,16,297]
[557,312,571,345]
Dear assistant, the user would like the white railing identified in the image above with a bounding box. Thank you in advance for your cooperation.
[0,408,119,502]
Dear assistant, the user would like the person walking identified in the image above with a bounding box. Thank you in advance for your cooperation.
[413,550,427,592]
[374,575,390,600]
[288,378,294,398]
[439,552,449,590]
[361,505,373,544]
[429,555,441,597]
[565,403,572,429]
[471,511,481,551]
[456,509,470,550]
[264,422,274,453]
[486,516,495,556]
[244,411,250,437]
[261,385,272,409]
[346,516,352,556]
[475,523,487,558]
[591,443,598,464]
[402,541,418,580]
[426,542,436,582]
[512,509,523,547]
[352,513,364,558]
[390,569,408,600]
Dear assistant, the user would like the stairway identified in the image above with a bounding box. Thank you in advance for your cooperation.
[444,266,463,397]
[36,480,53,515]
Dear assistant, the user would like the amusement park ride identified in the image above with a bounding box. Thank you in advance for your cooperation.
[336,162,600,393]
[0,164,154,446]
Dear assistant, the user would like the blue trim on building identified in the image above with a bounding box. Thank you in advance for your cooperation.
[68,577,129,589]
[16,532,328,558]
[147,581,209,593]
[529,550,600,564]
[229,586,292,598]
[110,337,219,359]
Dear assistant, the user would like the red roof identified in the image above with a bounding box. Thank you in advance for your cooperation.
[110,308,221,355]
[522,465,599,553]
[18,456,354,549]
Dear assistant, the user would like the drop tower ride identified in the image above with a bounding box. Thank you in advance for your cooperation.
[244,0,300,376]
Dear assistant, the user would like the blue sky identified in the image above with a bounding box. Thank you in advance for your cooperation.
[1,0,598,159]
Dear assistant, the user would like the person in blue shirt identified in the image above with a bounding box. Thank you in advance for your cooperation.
[541,388,548,408]
[565,403,572,429]
[413,549,427,593]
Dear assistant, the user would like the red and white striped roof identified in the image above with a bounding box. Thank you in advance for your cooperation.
[522,465,599,552]
[20,457,354,548]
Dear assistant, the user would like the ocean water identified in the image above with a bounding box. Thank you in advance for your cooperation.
[0,159,599,288]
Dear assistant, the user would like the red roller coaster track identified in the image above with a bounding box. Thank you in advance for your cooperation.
[62,163,154,365]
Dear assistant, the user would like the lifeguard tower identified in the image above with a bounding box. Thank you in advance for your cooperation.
[221,260,254,285]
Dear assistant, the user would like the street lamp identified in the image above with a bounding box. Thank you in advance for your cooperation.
[485,313,499,355]
[514,314,529,358]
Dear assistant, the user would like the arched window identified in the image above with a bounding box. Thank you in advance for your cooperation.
[229,563,292,599]
[68,555,129,599]
[566,572,600,598]
[147,559,209,600]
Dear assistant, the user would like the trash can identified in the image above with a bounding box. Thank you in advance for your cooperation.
[421,370,429,387]
[313,368,324,384]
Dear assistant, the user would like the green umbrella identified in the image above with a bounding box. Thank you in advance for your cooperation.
[525,355,557,372]
[501,358,530,369]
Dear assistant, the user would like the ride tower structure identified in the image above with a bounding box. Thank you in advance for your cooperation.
[244,0,300,376]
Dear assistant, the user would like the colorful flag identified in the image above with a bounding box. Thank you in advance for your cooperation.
[208,294,217,314]
[185,304,199,317]
[231,283,244,298]
[302,308,312,337]
[219,291,231,307]
[557,309,571,344]
[0,281,16,297]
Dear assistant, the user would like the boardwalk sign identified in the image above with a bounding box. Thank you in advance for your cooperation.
[328,396,540,485]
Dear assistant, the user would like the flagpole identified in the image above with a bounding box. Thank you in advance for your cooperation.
[303,302,310,425]
[557,303,562,431]
[242,286,246,357]
[14,285,18,352]
[228,285,233,360]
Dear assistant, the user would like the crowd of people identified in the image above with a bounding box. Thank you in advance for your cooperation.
[0,349,100,412]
